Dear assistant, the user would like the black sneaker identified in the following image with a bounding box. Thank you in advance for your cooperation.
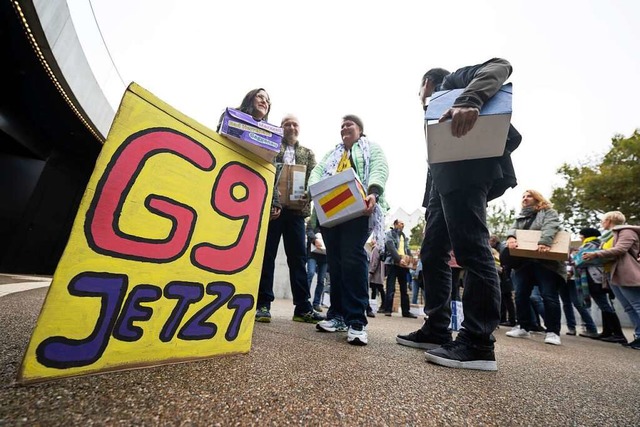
[293,311,325,324]
[255,307,271,323]
[402,312,418,318]
[396,329,451,350]
[622,338,640,349]
[600,334,628,344]
[425,341,497,371]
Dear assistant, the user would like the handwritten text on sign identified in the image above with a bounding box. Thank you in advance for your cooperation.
[19,84,274,383]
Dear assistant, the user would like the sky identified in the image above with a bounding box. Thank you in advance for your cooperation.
[68,0,640,218]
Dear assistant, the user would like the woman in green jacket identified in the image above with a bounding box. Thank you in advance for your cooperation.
[309,115,388,346]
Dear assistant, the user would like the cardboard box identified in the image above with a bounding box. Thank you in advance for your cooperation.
[509,229,571,261]
[219,108,282,161]
[276,164,307,209]
[425,83,512,164]
[399,255,418,270]
[309,168,367,228]
[310,233,326,255]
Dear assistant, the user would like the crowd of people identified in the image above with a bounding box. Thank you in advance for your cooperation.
[227,57,639,373]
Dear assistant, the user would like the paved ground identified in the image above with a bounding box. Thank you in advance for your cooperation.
[1,278,639,426]
[0,275,51,298]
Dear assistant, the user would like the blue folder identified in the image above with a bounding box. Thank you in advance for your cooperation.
[425,83,512,121]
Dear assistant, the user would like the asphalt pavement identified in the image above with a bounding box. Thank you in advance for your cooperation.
[1,278,639,426]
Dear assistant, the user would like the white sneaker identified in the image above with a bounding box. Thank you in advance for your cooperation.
[506,326,531,338]
[347,326,368,346]
[544,332,561,345]
[316,318,347,333]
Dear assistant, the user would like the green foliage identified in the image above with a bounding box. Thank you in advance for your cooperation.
[487,201,517,239]
[551,130,640,231]
[409,216,426,247]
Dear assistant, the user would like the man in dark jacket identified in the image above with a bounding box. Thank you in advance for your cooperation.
[383,219,416,318]
[255,114,324,324]
[396,58,521,371]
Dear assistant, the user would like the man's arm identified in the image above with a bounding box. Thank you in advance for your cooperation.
[440,58,513,137]
[385,232,401,263]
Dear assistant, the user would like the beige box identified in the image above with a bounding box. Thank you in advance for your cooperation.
[509,229,571,261]
[277,164,307,209]
[397,255,418,270]
[308,169,367,228]
[426,114,510,163]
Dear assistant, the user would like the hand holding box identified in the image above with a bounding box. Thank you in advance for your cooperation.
[425,83,512,164]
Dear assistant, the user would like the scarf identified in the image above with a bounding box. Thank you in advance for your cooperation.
[600,230,614,247]
[517,206,537,229]
[320,137,385,246]
[518,206,536,217]
[600,230,615,273]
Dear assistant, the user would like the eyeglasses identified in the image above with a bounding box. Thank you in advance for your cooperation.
[255,94,271,105]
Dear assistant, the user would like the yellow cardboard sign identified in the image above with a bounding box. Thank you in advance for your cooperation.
[18,84,274,383]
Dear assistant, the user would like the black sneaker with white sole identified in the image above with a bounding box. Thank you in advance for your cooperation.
[425,341,497,371]
[396,328,452,350]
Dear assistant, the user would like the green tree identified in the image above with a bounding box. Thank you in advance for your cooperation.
[487,200,517,239]
[551,130,640,231]
[409,217,426,247]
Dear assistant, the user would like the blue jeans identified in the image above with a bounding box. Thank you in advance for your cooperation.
[385,264,411,314]
[411,280,421,304]
[610,284,640,338]
[530,285,545,324]
[513,262,563,335]
[257,209,312,314]
[559,280,597,332]
[307,256,328,306]
[523,286,545,329]
[419,183,500,349]
[321,215,369,328]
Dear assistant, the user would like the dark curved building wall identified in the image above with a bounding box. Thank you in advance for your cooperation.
[0,1,104,274]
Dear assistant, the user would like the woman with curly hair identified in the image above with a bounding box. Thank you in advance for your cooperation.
[505,190,565,346]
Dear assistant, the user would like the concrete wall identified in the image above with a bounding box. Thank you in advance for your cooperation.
[273,241,292,300]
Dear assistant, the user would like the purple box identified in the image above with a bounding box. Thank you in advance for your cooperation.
[219,108,283,161]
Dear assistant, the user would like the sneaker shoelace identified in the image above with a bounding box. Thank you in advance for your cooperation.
[439,341,458,351]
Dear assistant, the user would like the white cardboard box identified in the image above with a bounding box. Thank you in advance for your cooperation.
[509,229,571,262]
[425,83,512,164]
[308,169,367,228]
